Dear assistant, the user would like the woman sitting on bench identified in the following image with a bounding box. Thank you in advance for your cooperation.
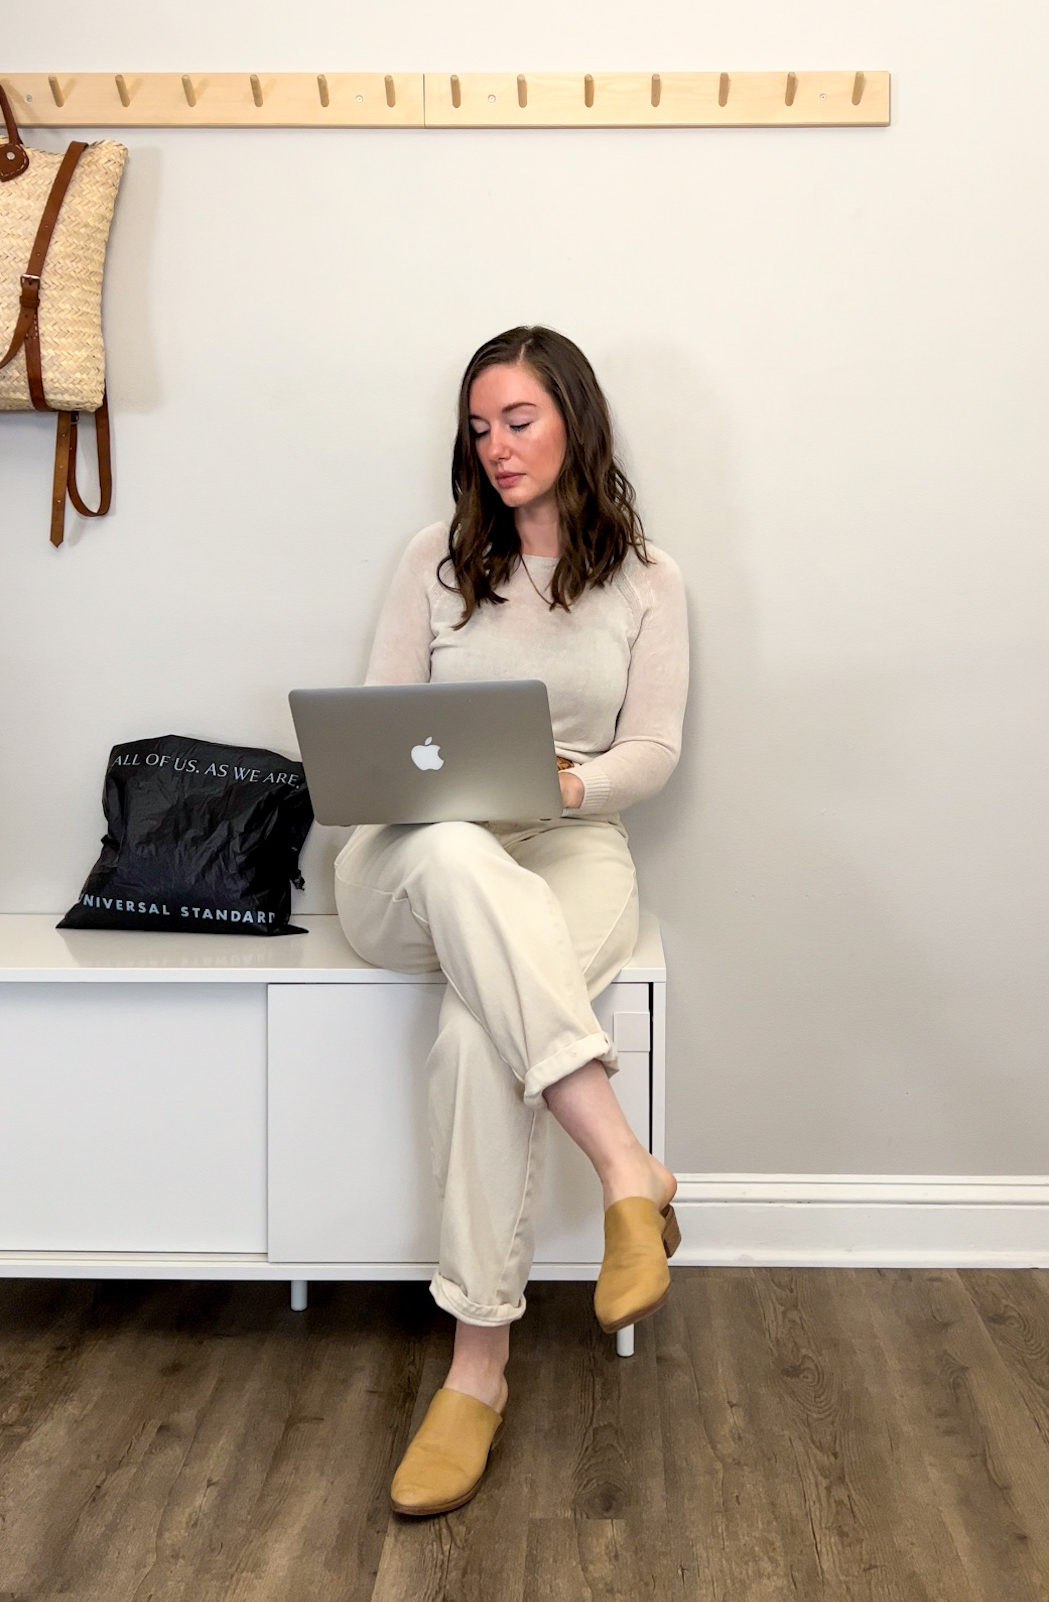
[334,324,689,1516]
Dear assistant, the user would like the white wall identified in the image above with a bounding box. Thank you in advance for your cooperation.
[4,1,1048,1178]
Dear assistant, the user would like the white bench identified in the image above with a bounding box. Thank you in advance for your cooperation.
[0,913,666,1356]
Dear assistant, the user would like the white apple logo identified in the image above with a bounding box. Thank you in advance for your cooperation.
[411,736,444,771]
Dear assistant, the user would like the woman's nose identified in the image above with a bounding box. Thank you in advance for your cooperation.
[487,427,510,463]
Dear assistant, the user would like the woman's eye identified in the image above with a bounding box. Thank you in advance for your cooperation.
[471,429,489,440]
[510,422,531,433]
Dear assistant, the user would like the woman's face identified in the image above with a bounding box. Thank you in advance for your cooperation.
[468,361,567,516]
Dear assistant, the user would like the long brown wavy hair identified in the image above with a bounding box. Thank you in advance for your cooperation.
[441,326,649,625]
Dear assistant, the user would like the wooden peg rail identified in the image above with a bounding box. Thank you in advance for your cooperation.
[0,70,889,128]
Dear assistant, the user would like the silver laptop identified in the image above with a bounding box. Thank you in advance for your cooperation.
[288,681,564,825]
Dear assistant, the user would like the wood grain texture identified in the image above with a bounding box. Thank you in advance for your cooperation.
[862,1268,1049,1601]
[0,70,889,129]
[4,1270,1049,1600]
[0,73,426,127]
[422,71,890,127]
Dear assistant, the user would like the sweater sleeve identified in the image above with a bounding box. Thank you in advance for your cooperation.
[363,523,445,686]
[570,550,690,816]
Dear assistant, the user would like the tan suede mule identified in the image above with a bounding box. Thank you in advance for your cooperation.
[390,1387,506,1516]
[593,1197,682,1333]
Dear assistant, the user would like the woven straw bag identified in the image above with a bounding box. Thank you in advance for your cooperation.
[0,84,126,545]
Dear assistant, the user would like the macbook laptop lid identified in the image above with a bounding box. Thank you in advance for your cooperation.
[288,680,564,825]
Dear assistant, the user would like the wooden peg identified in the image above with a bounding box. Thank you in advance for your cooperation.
[181,75,197,108]
[651,73,662,108]
[584,74,595,108]
[48,76,65,108]
[317,74,329,108]
[785,72,797,107]
[114,75,131,108]
[385,74,396,107]
[450,75,461,109]
[852,71,866,106]
[250,75,263,108]
[517,74,527,108]
[718,73,730,107]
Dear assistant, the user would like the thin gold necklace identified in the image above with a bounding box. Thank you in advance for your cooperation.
[520,554,554,603]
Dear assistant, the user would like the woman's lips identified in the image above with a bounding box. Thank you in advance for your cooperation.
[496,473,522,486]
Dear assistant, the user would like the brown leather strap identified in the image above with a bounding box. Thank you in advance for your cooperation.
[0,84,29,181]
[0,83,22,146]
[0,277,38,374]
[51,411,74,547]
[0,140,87,400]
[22,276,45,408]
[50,390,113,548]
[67,391,113,517]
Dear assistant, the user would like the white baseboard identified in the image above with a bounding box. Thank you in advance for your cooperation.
[672,1175,1049,1267]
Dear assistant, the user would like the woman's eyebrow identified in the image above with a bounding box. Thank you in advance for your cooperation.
[469,400,538,421]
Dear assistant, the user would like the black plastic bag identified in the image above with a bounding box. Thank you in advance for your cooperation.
[59,734,314,936]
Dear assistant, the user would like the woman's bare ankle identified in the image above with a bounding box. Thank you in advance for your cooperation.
[444,1363,509,1414]
[601,1150,676,1213]
[445,1322,510,1412]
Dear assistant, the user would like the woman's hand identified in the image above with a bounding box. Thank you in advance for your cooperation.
[558,769,584,810]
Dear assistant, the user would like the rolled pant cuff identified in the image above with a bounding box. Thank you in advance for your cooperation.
[430,1272,528,1326]
[523,1030,618,1108]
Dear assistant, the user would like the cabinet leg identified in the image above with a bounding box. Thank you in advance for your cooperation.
[615,1324,635,1358]
[290,1279,308,1312]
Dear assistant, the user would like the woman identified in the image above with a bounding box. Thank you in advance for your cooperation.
[334,326,689,1516]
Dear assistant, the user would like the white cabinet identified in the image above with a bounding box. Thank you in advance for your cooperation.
[266,981,651,1266]
[0,982,267,1253]
[0,914,665,1288]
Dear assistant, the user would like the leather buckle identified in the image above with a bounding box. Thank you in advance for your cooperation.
[20,272,40,307]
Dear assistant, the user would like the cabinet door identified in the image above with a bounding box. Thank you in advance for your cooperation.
[266,981,650,1265]
[0,984,267,1251]
[267,982,442,1263]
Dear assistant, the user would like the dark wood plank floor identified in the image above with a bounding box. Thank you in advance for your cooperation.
[3,1268,1049,1600]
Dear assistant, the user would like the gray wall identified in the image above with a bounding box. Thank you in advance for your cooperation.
[4,1,1048,1177]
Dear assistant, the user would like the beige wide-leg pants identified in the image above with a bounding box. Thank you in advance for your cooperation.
[333,815,639,1326]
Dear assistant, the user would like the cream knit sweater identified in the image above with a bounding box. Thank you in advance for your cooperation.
[364,521,689,817]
